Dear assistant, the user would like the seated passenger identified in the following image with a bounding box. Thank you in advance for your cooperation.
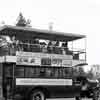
[62,42,68,48]
[47,41,53,53]
[18,41,24,51]
[62,42,68,54]
[23,43,29,52]
[33,38,39,44]
[9,44,16,56]
[40,42,47,53]
[73,53,79,60]
[31,38,40,52]
[16,40,24,51]
[55,41,59,46]
[53,41,62,54]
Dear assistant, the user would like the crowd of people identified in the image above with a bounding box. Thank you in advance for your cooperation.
[12,37,73,55]
[1,35,73,56]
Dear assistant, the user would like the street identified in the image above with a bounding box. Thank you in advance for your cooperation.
[47,98,92,100]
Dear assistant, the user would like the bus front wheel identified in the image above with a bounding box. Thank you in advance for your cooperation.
[30,90,46,100]
[75,96,82,100]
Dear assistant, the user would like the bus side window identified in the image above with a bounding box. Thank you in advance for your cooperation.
[62,68,72,78]
[25,67,37,78]
[4,66,13,78]
[51,68,59,78]
[15,66,24,78]
[39,68,46,77]
[45,68,52,78]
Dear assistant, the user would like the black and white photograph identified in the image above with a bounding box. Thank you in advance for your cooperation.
[0,0,100,100]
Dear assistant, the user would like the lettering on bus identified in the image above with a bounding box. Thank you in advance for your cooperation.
[41,58,51,65]
[62,60,72,67]
[51,59,62,66]
[41,58,62,66]
[17,57,41,65]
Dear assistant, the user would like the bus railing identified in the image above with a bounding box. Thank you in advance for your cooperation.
[1,42,86,60]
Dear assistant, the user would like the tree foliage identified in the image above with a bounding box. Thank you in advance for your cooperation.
[16,12,31,27]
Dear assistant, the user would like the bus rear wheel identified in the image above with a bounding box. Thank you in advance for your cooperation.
[30,90,45,100]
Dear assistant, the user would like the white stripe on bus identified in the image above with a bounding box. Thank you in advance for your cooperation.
[16,78,72,86]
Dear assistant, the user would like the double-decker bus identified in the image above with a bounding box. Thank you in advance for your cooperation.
[0,25,86,100]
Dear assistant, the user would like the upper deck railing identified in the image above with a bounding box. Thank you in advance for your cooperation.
[0,42,86,61]
[0,25,86,61]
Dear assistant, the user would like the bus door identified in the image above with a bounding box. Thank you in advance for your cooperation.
[3,63,15,99]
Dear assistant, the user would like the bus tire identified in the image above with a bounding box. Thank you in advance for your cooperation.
[75,96,82,100]
[30,90,46,100]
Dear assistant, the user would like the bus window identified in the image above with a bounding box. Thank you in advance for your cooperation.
[45,68,52,78]
[25,67,35,78]
[62,67,72,79]
[25,67,41,78]
[15,66,24,78]
[19,67,72,79]
[4,65,13,78]
[53,68,59,78]
[39,68,46,77]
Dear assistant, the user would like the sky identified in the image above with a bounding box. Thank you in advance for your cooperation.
[0,0,100,65]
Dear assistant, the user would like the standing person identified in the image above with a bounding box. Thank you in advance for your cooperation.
[10,36,17,55]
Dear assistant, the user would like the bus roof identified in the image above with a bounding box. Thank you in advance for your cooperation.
[0,25,86,41]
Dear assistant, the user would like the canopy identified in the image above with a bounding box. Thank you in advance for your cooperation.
[0,25,86,41]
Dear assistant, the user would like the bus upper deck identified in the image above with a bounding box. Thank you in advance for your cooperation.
[0,25,86,65]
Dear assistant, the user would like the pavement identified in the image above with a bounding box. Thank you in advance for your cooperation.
[47,98,92,100]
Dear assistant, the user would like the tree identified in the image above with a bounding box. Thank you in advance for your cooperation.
[16,13,27,27]
[16,13,32,27]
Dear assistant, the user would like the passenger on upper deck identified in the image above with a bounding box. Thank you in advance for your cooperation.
[62,41,68,54]
[47,41,53,53]
[55,41,59,46]
[53,41,62,54]
[31,38,40,52]
[40,41,47,53]
[9,36,17,55]
[33,38,39,44]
